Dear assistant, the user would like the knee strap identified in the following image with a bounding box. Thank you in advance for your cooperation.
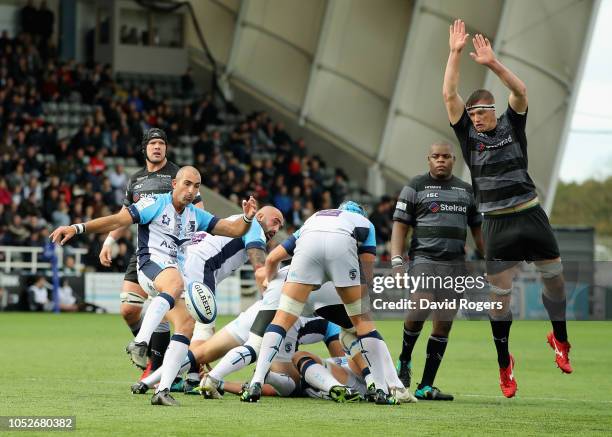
[120,291,147,306]
[278,294,305,318]
[536,261,563,279]
[489,284,512,296]
[344,296,370,317]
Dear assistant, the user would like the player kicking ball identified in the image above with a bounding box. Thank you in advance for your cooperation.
[50,166,258,406]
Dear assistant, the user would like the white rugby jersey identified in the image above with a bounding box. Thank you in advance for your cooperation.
[281,209,377,256]
[127,192,218,271]
[184,214,266,291]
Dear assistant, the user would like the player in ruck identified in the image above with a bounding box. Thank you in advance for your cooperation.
[50,166,258,406]
[240,201,406,405]
[99,128,203,378]
[443,19,572,398]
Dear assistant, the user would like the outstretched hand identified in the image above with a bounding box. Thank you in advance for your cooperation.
[470,34,496,66]
[242,196,258,220]
[449,19,469,52]
[49,225,76,246]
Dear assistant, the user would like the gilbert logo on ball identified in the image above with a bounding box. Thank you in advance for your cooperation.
[186,281,217,324]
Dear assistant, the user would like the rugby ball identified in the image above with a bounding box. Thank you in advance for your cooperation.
[185,281,217,324]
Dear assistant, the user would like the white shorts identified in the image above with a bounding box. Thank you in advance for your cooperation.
[260,276,342,317]
[224,300,263,344]
[287,232,361,287]
[302,282,343,317]
[137,258,179,297]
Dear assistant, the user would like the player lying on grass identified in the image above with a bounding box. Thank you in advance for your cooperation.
[133,301,346,399]
[240,202,414,405]
[292,350,372,401]
[443,19,572,398]
[198,265,361,403]
[50,166,258,406]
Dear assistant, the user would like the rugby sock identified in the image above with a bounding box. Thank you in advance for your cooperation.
[301,360,341,394]
[381,344,405,388]
[156,334,189,393]
[128,317,142,337]
[209,345,257,381]
[358,330,388,393]
[490,318,512,369]
[419,335,448,388]
[186,350,200,381]
[399,326,421,362]
[150,322,171,371]
[251,324,286,385]
[265,372,296,396]
[542,294,568,342]
[362,367,375,388]
[142,351,196,387]
[134,293,174,345]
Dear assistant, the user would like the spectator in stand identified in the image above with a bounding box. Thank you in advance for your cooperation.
[7,215,29,245]
[181,67,195,97]
[369,196,394,247]
[20,0,37,36]
[0,178,12,206]
[58,278,78,312]
[51,200,70,227]
[27,275,50,312]
[273,185,292,219]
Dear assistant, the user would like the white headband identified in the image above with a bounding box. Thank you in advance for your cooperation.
[467,104,495,112]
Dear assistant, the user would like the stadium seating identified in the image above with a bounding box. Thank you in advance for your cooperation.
[0,32,391,273]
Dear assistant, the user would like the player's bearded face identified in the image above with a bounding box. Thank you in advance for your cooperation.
[261,215,283,241]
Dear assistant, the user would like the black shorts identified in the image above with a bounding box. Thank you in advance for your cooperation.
[483,205,560,274]
[124,254,139,284]
[408,260,468,299]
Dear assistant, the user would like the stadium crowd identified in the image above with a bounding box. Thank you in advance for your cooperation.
[0,30,394,272]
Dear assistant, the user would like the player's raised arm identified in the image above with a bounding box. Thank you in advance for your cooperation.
[209,196,258,238]
[469,33,527,113]
[443,19,470,124]
[50,208,135,246]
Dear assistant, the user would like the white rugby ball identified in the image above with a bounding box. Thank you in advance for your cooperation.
[185,281,217,324]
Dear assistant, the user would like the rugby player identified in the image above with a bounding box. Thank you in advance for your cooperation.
[50,166,258,405]
[99,128,203,378]
[130,205,283,398]
[443,19,572,398]
[392,141,484,400]
[240,201,407,405]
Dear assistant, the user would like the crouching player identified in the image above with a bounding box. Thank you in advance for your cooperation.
[240,201,406,405]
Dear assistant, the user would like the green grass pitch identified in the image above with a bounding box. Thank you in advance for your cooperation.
[1,314,611,436]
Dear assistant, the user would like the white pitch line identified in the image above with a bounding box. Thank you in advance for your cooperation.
[461,393,612,404]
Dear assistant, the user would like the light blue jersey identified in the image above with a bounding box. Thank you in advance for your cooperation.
[184,214,266,292]
[127,192,218,279]
[281,210,377,256]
